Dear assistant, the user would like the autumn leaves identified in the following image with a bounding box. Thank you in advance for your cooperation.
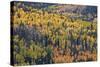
[11,3,97,66]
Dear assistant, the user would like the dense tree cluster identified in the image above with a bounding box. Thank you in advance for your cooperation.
[11,2,97,66]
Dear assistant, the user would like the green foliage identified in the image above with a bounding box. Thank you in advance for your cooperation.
[11,2,97,65]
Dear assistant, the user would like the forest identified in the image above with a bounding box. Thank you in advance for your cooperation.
[11,1,97,66]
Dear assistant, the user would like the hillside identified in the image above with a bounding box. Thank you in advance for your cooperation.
[11,1,97,66]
